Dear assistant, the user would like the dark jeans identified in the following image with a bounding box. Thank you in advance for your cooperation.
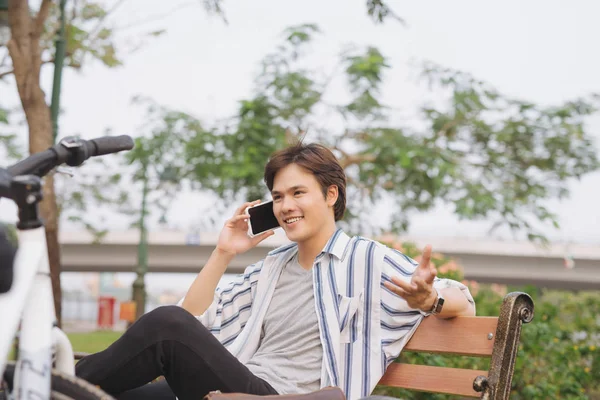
[75,305,278,400]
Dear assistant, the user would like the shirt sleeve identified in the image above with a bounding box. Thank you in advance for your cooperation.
[176,260,263,345]
[379,246,475,367]
[431,276,476,311]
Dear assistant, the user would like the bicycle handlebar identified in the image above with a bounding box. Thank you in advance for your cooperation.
[0,135,134,200]
[87,135,135,156]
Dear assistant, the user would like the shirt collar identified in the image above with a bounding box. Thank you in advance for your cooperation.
[266,228,352,261]
[318,228,351,260]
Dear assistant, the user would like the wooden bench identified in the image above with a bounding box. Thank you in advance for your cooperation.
[378,291,534,399]
[74,292,534,400]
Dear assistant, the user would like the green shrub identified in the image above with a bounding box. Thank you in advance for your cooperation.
[374,241,600,399]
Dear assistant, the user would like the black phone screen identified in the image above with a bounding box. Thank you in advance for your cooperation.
[248,202,280,234]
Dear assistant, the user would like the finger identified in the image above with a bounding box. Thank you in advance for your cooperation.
[427,264,438,284]
[227,214,250,229]
[384,281,410,298]
[251,229,275,245]
[413,276,432,292]
[391,276,416,293]
[229,214,250,224]
[235,200,261,216]
[417,245,432,271]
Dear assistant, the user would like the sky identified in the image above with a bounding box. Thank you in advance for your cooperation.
[1,0,599,292]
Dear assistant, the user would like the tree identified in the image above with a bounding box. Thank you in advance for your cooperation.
[58,96,190,317]
[0,0,400,325]
[4,0,64,324]
[147,24,599,241]
[0,0,167,325]
[55,154,130,242]
[58,97,193,239]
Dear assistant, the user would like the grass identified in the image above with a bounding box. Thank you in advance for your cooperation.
[67,331,123,354]
[8,330,123,360]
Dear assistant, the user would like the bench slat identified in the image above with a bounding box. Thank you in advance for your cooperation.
[379,363,488,398]
[404,316,498,356]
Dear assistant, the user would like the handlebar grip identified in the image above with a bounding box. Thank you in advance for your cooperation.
[87,135,135,157]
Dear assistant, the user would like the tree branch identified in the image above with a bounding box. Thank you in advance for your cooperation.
[87,0,128,38]
[0,58,55,80]
[76,0,128,67]
[35,0,52,39]
[114,1,196,32]
[366,0,406,25]
[7,0,31,39]
[381,180,395,190]
[331,131,377,168]
[346,174,370,193]
[338,152,377,169]
[6,39,24,88]
[31,0,52,79]
[433,117,464,140]
[7,0,36,102]
[7,0,31,78]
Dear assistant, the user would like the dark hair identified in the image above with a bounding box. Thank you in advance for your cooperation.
[264,142,346,221]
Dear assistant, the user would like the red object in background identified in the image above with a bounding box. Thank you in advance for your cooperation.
[97,296,115,329]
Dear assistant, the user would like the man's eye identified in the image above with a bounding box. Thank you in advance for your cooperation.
[294,191,303,196]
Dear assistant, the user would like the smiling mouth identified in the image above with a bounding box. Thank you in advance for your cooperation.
[284,216,304,224]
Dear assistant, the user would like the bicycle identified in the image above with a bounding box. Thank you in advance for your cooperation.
[0,135,134,399]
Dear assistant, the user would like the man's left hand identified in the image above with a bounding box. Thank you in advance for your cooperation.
[384,245,438,312]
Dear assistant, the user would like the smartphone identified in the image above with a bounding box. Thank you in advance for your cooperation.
[246,200,280,237]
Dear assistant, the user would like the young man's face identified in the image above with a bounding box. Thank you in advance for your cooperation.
[271,163,337,244]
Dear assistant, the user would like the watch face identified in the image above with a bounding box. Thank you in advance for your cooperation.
[433,296,445,314]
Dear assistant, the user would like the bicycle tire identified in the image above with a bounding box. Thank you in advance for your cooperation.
[1,362,115,400]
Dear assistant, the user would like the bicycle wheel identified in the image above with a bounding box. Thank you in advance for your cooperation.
[1,362,115,400]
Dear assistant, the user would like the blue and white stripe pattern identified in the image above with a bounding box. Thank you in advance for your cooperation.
[178,229,474,400]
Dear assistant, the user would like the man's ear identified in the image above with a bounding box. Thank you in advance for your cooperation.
[326,185,338,207]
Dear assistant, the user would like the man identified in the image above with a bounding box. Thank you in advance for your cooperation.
[76,142,475,400]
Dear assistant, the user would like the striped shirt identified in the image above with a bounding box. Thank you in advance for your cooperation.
[178,229,475,400]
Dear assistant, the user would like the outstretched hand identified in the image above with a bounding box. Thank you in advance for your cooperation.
[216,200,275,256]
[383,245,438,312]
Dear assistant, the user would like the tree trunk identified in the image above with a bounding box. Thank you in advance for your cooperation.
[41,176,62,326]
[7,0,62,326]
[24,98,63,327]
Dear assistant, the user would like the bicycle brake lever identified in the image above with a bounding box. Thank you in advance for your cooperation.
[55,167,74,177]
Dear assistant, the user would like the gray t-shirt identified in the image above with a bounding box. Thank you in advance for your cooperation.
[245,254,322,394]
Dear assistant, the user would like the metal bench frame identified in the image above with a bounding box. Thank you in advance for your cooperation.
[379,292,534,399]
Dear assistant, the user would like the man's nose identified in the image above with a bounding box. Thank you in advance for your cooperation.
[281,196,295,213]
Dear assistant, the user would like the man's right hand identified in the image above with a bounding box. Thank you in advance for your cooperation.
[182,200,275,315]
[215,200,275,256]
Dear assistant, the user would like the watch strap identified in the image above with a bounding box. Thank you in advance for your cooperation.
[420,289,444,317]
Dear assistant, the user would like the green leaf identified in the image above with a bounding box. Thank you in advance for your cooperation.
[147,29,166,37]
[282,24,321,46]
[365,0,405,25]
[120,25,600,242]
[344,47,390,94]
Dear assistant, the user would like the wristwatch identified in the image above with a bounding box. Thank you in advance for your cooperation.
[421,289,445,316]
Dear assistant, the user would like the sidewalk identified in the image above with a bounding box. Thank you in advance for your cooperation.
[62,319,127,333]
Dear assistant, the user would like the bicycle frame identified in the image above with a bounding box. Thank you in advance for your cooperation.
[0,226,75,398]
[0,134,133,399]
